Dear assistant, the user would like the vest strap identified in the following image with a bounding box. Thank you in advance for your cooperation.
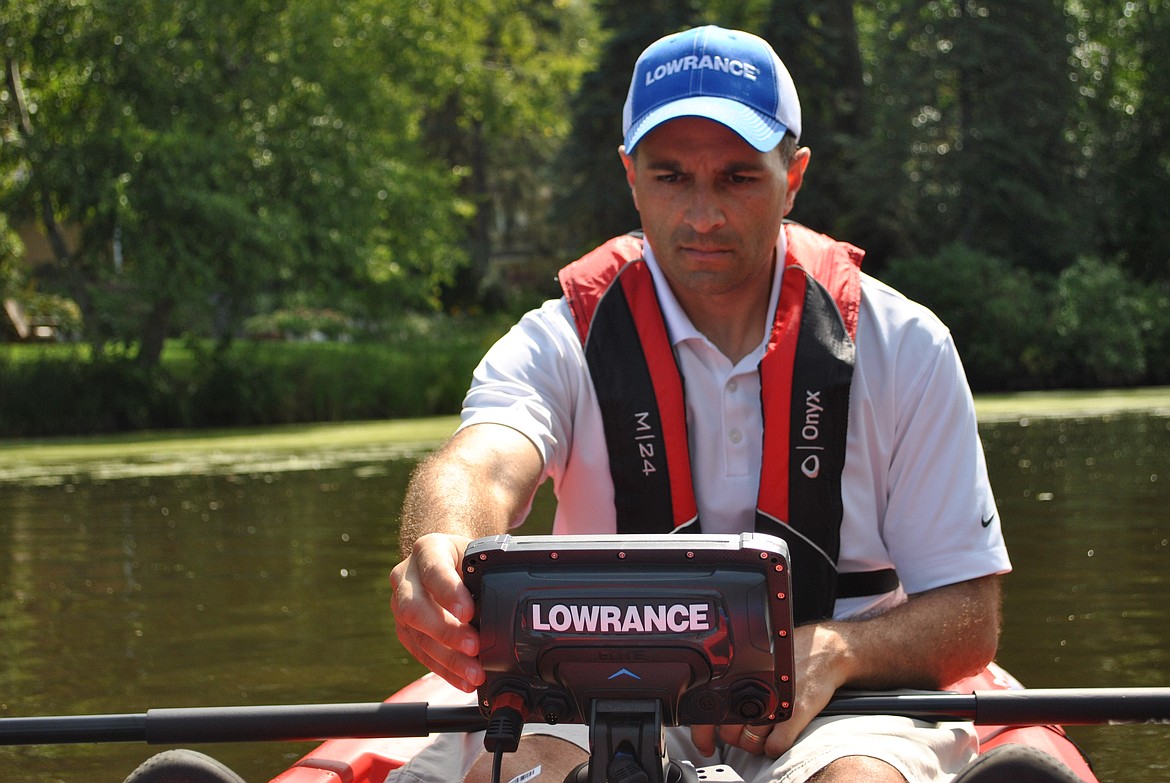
[837,569,900,599]
[559,224,882,623]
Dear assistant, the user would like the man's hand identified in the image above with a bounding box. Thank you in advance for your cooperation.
[389,424,544,692]
[690,575,1001,758]
[390,533,484,692]
[691,623,848,757]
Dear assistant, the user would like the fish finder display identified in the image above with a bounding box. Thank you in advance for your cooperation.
[461,533,796,727]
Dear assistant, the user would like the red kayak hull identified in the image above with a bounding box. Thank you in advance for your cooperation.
[947,662,1097,782]
[269,664,1098,783]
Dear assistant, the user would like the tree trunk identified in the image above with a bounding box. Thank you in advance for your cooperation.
[136,295,175,367]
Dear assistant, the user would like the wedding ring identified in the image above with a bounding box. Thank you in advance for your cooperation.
[741,728,766,744]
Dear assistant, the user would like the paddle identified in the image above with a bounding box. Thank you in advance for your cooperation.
[3,688,1168,746]
[0,703,487,746]
[822,687,1170,725]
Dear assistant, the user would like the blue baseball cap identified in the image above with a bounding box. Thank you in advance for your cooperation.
[622,26,801,153]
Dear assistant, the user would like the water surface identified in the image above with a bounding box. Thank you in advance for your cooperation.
[1,412,1166,782]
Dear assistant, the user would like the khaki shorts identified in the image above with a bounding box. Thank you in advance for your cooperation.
[387,709,978,783]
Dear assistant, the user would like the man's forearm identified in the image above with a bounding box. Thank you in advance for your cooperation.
[398,424,544,556]
[823,574,1002,690]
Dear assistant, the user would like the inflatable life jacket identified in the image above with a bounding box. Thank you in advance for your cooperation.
[558,222,897,624]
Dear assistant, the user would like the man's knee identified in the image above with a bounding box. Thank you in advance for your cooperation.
[464,734,590,783]
[807,755,907,783]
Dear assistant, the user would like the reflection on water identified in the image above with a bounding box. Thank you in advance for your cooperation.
[982,414,1169,782]
[1,413,1166,782]
[0,460,424,780]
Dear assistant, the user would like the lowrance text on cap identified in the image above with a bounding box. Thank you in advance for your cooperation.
[622,26,801,153]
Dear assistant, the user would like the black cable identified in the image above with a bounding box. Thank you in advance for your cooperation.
[491,744,506,783]
[483,703,526,753]
[483,692,527,783]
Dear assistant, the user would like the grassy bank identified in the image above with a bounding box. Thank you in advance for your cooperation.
[4,310,1169,440]
[973,386,1170,422]
[3,387,1168,473]
[0,416,457,465]
[0,315,511,438]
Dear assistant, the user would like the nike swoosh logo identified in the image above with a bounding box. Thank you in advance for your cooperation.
[981,513,996,528]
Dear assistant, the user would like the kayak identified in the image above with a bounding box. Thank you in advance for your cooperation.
[266,661,1098,783]
[945,663,1098,782]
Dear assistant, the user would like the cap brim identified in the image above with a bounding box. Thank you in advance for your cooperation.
[624,96,788,153]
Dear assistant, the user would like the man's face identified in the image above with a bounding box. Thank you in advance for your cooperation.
[621,117,808,304]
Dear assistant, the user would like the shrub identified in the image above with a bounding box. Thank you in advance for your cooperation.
[0,352,183,437]
[1049,258,1148,388]
[242,308,354,341]
[26,292,85,340]
[0,314,511,437]
[880,244,1044,391]
[0,216,22,295]
[1136,283,1170,385]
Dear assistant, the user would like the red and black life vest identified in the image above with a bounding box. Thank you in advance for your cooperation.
[558,222,896,624]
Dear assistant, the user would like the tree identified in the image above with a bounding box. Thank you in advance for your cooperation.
[1072,0,1170,282]
[0,213,21,303]
[1051,256,1148,387]
[373,0,598,310]
[855,0,1083,273]
[1,0,468,364]
[759,0,870,244]
[881,243,1044,390]
[552,0,701,259]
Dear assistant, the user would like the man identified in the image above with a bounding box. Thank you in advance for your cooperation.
[390,25,1010,783]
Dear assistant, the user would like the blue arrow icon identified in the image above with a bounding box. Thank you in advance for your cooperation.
[608,668,642,680]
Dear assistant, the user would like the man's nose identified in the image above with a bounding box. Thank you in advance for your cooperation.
[684,184,726,233]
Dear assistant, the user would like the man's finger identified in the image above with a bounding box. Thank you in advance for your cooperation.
[690,724,717,757]
[396,623,483,692]
[413,534,476,622]
[739,725,769,750]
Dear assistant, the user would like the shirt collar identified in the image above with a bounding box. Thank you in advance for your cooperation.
[642,228,788,360]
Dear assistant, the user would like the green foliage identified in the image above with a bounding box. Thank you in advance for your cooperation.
[3,1,1169,402]
[0,214,22,294]
[0,351,184,435]
[242,308,353,341]
[1050,257,1149,388]
[0,315,511,437]
[22,291,82,337]
[1136,282,1170,384]
[883,245,1165,391]
[0,0,481,363]
[881,244,1044,391]
[851,0,1083,271]
[375,0,599,307]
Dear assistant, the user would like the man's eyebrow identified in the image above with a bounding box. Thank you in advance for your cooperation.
[641,157,767,173]
[641,157,683,171]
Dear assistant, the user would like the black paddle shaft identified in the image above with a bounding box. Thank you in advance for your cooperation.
[822,688,1170,726]
[4,689,1170,746]
[0,703,487,746]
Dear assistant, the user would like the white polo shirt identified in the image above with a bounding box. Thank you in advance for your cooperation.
[460,234,1011,619]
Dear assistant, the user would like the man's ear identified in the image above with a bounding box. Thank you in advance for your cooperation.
[619,144,640,211]
[784,147,811,216]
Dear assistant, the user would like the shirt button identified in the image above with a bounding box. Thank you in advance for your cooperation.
[727,379,738,393]
[729,429,743,444]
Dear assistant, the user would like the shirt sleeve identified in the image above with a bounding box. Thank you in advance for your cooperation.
[878,309,1012,594]
[458,298,584,481]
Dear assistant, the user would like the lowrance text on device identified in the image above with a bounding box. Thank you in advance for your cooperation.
[528,601,713,634]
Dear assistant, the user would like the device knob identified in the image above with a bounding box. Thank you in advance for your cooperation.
[732,682,772,721]
[539,694,573,725]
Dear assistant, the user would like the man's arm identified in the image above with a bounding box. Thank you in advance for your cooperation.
[390,423,544,692]
[694,574,1001,756]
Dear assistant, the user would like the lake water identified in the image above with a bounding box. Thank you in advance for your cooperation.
[1,412,1166,782]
